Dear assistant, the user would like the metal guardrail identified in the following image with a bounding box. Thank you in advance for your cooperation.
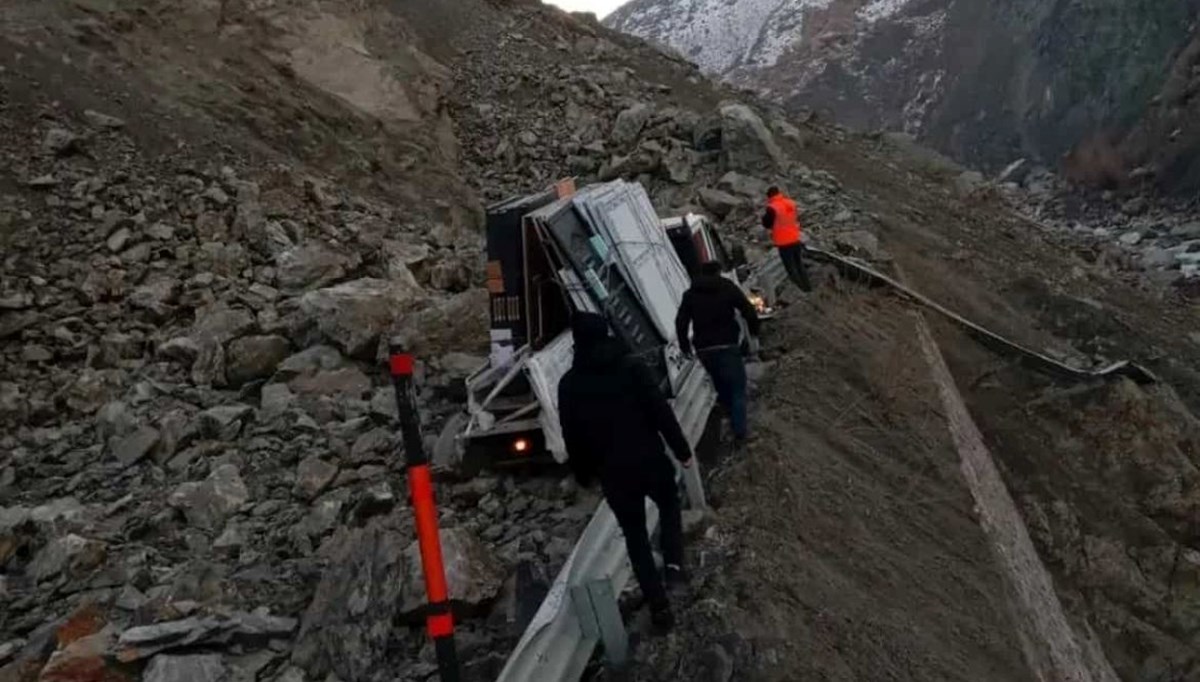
[805,247,1157,384]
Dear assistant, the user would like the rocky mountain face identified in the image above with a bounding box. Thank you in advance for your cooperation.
[608,0,1200,194]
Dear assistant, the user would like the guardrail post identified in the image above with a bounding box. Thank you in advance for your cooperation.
[570,579,629,669]
[390,345,461,682]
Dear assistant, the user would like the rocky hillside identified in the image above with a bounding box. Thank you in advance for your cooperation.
[607,0,1200,194]
[0,0,848,680]
[4,1,1200,681]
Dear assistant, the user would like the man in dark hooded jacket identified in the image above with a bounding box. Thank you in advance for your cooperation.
[558,312,694,630]
[675,261,761,445]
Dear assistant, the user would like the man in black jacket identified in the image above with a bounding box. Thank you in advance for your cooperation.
[558,312,694,630]
[675,261,761,445]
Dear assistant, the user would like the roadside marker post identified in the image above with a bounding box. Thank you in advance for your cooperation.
[390,345,461,682]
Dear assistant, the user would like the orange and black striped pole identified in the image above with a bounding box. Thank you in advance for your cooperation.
[390,345,460,681]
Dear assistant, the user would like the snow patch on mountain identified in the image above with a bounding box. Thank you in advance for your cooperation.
[609,0,835,75]
[857,0,913,23]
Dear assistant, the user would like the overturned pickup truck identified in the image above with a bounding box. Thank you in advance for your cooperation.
[435,179,775,471]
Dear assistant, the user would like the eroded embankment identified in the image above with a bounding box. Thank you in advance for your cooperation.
[631,283,1037,681]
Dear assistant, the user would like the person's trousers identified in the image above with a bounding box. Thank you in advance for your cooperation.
[698,346,749,440]
[778,242,813,292]
[605,466,683,606]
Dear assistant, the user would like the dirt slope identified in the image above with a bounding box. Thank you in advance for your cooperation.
[629,286,1035,681]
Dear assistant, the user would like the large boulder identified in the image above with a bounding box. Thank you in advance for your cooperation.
[718,103,785,173]
[300,278,423,359]
[142,654,228,682]
[168,464,250,531]
[382,289,488,361]
[189,304,257,387]
[274,345,350,382]
[399,528,504,614]
[611,103,653,147]
[697,188,742,219]
[225,335,291,387]
[27,534,107,582]
[276,243,355,294]
[291,522,411,681]
[717,171,769,199]
[294,457,338,501]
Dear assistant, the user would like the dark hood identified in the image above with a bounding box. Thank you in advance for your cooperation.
[691,273,726,291]
[571,313,626,370]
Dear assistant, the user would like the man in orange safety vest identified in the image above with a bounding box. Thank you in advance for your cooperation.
[763,186,813,292]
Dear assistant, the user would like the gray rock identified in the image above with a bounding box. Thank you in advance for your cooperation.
[832,230,885,261]
[106,227,133,253]
[719,103,784,172]
[383,288,488,361]
[717,171,768,198]
[295,457,338,501]
[611,103,653,146]
[199,404,254,440]
[129,276,181,320]
[698,643,735,682]
[350,427,392,463]
[143,654,228,682]
[96,400,136,441]
[275,345,350,381]
[300,279,423,359]
[159,337,201,366]
[292,522,411,680]
[26,174,58,188]
[214,523,244,552]
[190,304,257,386]
[203,185,231,206]
[44,127,80,155]
[276,243,353,293]
[111,426,161,467]
[147,222,176,241]
[1121,197,1149,216]
[1171,222,1200,239]
[663,143,694,184]
[382,240,430,286]
[298,489,350,538]
[84,109,126,129]
[439,352,485,379]
[273,667,307,682]
[119,617,213,648]
[697,188,741,219]
[1119,231,1144,246]
[288,367,371,399]
[28,498,85,528]
[65,369,121,414]
[226,335,291,387]
[955,171,986,197]
[400,528,504,613]
[116,585,149,611]
[27,533,107,582]
[169,464,250,530]
[260,383,298,418]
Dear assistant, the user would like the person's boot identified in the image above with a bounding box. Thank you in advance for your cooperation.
[649,598,675,632]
